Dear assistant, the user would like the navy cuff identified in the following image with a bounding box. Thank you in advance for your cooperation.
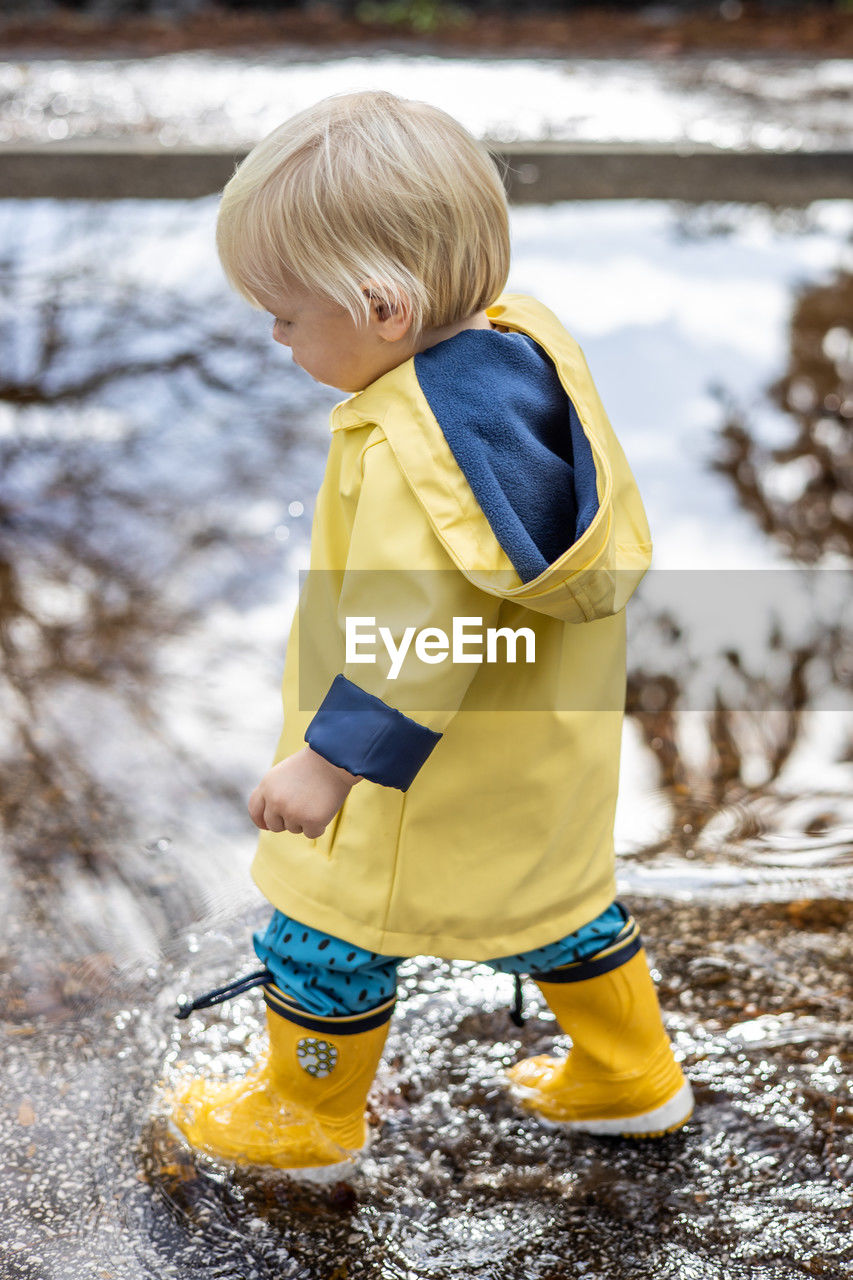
[304,674,442,791]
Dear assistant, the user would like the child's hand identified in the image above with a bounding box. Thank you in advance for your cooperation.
[248,746,363,837]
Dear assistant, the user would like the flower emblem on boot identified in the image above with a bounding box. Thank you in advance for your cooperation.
[296,1037,338,1078]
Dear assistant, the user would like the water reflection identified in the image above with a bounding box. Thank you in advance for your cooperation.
[1,198,852,1279]
[712,268,853,563]
[625,590,852,868]
[617,262,853,889]
[0,203,329,937]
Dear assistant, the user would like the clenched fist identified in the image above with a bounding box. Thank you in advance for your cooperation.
[248,745,363,837]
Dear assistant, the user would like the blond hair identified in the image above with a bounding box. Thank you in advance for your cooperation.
[216,90,510,338]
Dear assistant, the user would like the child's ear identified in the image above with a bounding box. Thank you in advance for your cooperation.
[361,282,412,340]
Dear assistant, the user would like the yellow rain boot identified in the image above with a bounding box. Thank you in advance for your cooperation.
[507,921,693,1137]
[167,981,394,1178]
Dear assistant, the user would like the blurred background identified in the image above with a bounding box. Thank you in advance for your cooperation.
[1,5,852,1280]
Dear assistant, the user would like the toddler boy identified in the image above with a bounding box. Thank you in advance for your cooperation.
[167,89,693,1177]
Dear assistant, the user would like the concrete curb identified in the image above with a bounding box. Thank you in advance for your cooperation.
[2,140,852,203]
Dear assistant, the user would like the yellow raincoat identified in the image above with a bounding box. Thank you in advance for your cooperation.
[250,294,652,960]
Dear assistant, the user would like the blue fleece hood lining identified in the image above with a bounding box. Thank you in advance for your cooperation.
[413,328,600,583]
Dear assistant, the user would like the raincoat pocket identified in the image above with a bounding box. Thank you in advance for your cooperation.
[305,792,347,861]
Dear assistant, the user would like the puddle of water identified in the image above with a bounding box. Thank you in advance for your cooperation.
[3,908,852,1280]
[1,196,852,1278]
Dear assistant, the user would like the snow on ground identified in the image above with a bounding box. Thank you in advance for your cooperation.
[0,52,851,150]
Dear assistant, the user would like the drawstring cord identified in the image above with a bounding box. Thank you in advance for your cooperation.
[175,968,274,1020]
[509,973,526,1028]
[176,966,528,1026]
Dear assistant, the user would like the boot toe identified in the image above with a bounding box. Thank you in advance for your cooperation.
[506,1053,694,1136]
[505,1053,560,1093]
[165,1074,349,1170]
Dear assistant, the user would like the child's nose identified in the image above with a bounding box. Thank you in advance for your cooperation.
[272,320,291,347]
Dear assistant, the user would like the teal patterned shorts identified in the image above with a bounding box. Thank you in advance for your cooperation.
[253,901,630,1016]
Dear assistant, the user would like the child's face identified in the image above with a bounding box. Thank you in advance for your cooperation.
[257,275,410,393]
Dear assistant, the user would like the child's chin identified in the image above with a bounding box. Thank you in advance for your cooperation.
[320,374,358,392]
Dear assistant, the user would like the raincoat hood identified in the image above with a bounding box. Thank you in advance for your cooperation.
[330,293,652,623]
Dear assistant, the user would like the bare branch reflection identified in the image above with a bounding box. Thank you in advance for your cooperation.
[625,266,853,870]
[0,204,329,931]
[712,268,853,563]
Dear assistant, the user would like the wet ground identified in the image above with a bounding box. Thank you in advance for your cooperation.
[1,196,852,1278]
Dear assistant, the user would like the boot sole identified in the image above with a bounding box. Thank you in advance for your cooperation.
[512,1079,695,1138]
[164,1117,365,1183]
